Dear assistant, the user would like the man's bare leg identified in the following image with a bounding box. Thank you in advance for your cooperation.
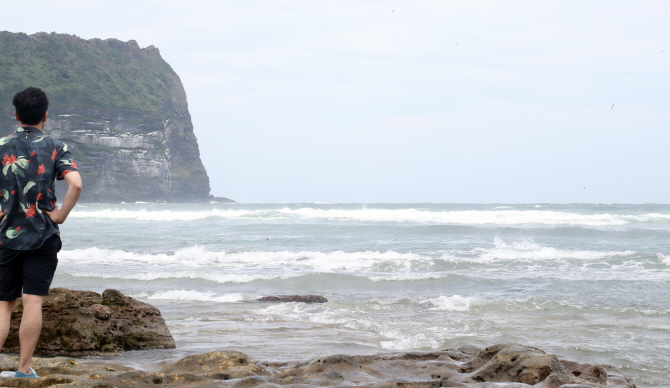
[0,300,17,350]
[18,294,43,374]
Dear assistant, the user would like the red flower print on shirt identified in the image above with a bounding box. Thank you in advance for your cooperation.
[60,169,72,178]
[15,226,21,231]
[51,149,57,160]
[37,193,43,201]
[30,151,35,157]
[10,191,15,195]
[71,160,78,169]
[2,155,17,166]
[25,204,36,218]
[37,164,45,175]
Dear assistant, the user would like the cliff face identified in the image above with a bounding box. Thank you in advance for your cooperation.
[0,31,211,202]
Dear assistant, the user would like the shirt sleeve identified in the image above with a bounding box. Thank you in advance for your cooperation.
[54,142,78,181]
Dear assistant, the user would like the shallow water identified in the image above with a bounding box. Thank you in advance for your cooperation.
[54,203,670,387]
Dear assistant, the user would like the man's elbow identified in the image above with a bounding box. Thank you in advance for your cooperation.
[65,172,83,192]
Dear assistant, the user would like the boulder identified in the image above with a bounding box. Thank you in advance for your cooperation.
[4,288,175,355]
[457,344,566,384]
[162,351,269,379]
[257,295,328,303]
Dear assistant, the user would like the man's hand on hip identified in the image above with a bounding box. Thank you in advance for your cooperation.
[44,206,63,224]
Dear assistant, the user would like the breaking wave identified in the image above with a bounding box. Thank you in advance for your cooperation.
[68,206,670,226]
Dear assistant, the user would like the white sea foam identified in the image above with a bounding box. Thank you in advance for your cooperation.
[426,295,474,311]
[366,273,447,282]
[440,237,636,263]
[278,208,629,226]
[59,238,638,281]
[67,206,667,226]
[657,253,670,266]
[379,333,441,350]
[69,208,259,221]
[146,290,251,302]
[67,271,302,284]
[59,247,434,270]
[249,299,447,351]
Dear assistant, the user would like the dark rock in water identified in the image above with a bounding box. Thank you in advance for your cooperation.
[210,195,237,203]
[4,288,175,355]
[0,343,636,388]
[257,295,328,303]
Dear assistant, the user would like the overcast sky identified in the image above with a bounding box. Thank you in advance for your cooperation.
[3,1,669,203]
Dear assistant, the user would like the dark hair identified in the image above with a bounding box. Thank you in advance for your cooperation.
[12,87,49,126]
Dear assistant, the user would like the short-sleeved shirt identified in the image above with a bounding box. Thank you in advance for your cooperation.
[0,126,78,250]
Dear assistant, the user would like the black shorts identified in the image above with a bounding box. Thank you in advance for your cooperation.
[0,234,61,300]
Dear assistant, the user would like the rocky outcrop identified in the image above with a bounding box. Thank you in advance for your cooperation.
[0,344,636,388]
[3,288,175,355]
[163,351,269,380]
[257,295,328,303]
[0,31,211,202]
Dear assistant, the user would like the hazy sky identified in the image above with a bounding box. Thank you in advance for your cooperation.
[3,1,669,203]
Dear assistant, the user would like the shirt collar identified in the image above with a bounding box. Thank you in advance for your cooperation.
[15,127,42,134]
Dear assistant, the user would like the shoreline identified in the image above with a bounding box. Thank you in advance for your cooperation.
[0,343,636,388]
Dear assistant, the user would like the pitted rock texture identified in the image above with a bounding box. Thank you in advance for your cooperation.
[0,344,635,388]
[0,31,211,202]
[3,288,175,355]
[162,351,270,379]
[257,295,328,304]
[89,304,112,320]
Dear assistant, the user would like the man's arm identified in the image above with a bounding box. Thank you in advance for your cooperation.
[45,171,82,224]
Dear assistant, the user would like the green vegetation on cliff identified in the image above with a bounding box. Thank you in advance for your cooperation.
[0,31,182,125]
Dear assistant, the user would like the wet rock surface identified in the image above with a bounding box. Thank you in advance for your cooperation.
[0,344,635,388]
[257,295,328,303]
[3,288,175,355]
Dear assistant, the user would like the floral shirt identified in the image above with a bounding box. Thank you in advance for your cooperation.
[0,126,78,250]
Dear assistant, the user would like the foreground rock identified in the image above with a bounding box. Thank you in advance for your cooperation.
[0,344,635,388]
[4,288,175,355]
[257,295,328,303]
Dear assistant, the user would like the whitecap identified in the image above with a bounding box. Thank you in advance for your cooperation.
[58,247,435,271]
[146,290,252,303]
[67,271,302,284]
[67,206,645,226]
[277,208,628,226]
[426,295,474,311]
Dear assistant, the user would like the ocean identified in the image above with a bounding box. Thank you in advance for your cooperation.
[55,203,670,387]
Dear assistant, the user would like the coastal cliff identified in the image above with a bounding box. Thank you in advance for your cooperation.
[0,31,211,202]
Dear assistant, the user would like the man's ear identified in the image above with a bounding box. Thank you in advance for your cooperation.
[14,111,19,122]
[42,111,48,123]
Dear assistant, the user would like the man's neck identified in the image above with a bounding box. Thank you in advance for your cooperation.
[18,123,44,131]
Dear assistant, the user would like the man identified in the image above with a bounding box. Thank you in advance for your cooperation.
[0,87,82,378]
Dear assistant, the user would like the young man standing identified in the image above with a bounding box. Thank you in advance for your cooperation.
[0,87,82,378]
